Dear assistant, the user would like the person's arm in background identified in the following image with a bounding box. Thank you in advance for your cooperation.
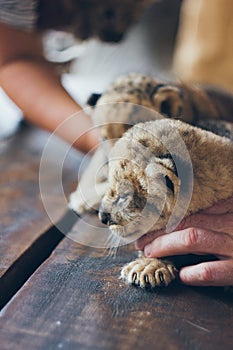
[0,23,99,153]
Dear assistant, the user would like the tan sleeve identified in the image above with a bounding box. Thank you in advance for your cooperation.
[173,0,233,93]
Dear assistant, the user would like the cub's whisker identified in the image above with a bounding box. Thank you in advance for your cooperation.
[104,233,123,258]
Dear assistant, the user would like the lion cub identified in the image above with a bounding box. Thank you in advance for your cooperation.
[70,74,233,288]
[99,119,233,287]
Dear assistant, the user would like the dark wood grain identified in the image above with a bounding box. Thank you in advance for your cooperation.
[0,123,81,307]
[0,232,232,350]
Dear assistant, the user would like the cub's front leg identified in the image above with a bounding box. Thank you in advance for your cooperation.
[121,257,178,288]
[69,146,109,215]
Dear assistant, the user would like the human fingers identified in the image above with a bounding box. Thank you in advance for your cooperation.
[200,196,233,215]
[180,259,233,286]
[176,213,233,235]
[135,228,165,251]
[144,228,233,258]
[135,197,233,251]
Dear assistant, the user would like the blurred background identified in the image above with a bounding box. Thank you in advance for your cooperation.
[0,0,182,138]
[1,0,232,139]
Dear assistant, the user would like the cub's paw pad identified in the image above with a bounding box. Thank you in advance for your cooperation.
[120,257,177,288]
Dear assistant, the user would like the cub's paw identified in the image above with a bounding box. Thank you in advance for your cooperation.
[69,181,109,215]
[120,257,178,288]
[69,190,97,215]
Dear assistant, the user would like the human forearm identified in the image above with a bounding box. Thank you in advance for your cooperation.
[0,58,98,152]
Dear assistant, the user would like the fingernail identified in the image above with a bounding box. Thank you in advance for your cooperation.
[144,244,151,257]
[179,268,191,284]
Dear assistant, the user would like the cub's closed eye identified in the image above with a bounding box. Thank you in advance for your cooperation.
[119,193,129,199]
[115,194,128,203]
[118,194,128,199]
[165,175,174,194]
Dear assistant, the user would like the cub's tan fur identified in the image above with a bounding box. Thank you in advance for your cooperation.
[70,73,233,289]
[101,120,233,238]
[101,119,233,287]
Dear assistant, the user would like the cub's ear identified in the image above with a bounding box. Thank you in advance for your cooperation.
[151,84,183,119]
[86,93,102,107]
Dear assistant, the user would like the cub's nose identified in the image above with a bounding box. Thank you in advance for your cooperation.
[99,211,111,225]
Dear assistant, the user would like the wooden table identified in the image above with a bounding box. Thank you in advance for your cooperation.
[0,124,232,350]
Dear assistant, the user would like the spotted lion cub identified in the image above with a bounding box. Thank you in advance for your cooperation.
[70,74,233,289]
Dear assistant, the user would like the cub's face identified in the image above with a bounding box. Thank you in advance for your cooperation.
[99,155,177,242]
[73,0,155,42]
[99,159,148,240]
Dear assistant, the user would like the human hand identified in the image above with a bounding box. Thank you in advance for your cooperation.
[135,197,233,287]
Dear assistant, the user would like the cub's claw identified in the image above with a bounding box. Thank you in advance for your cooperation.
[120,257,177,288]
